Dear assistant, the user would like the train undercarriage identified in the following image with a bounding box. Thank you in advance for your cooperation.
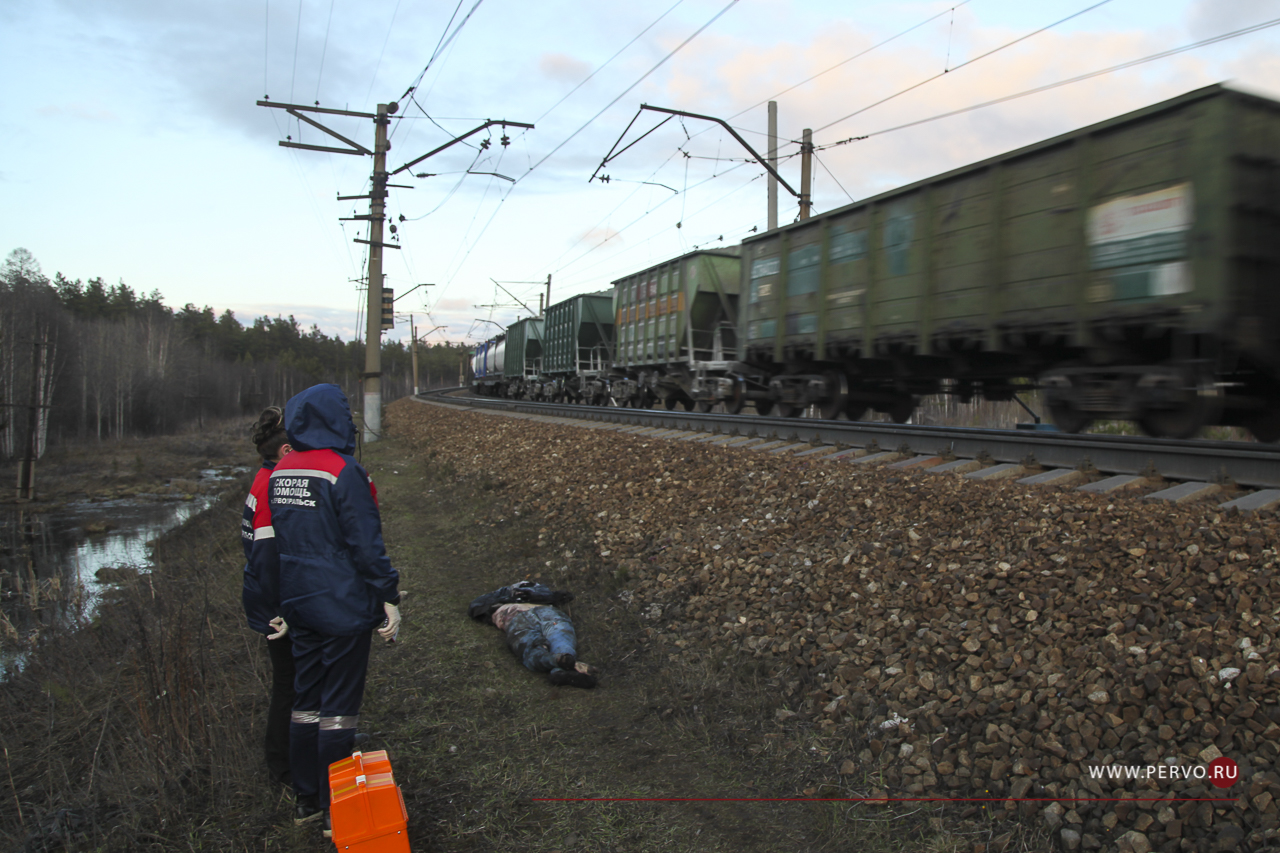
[477,330,1280,442]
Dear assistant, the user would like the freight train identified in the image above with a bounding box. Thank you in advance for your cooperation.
[471,84,1280,441]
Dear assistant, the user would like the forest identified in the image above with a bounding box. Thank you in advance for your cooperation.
[0,248,471,458]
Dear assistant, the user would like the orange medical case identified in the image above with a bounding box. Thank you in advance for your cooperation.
[327,750,409,852]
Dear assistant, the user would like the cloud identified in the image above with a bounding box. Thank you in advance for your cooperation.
[576,226,622,246]
[539,52,590,83]
[1186,0,1279,38]
[37,103,118,121]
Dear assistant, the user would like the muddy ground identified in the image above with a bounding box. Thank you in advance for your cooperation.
[0,418,249,507]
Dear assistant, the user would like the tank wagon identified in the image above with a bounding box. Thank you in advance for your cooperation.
[610,250,746,410]
[470,335,505,395]
[738,83,1280,437]
[541,292,615,404]
[470,84,1279,440]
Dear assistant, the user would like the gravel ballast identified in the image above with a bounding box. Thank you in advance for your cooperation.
[388,401,1280,852]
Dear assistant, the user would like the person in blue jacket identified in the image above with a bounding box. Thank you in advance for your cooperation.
[241,406,295,788]
[268,384,401,830]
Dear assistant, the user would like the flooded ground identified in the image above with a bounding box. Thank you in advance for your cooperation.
[0,465,249,679]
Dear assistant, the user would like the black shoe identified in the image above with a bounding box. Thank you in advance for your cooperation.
[549,667,597,689]
[553,652,576,670]
[353,732,371,748]
[294,796,323,825]
[322,810,333,839]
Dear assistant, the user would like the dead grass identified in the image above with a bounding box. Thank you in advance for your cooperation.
[0,411,1042,852]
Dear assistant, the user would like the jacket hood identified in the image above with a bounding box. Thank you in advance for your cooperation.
[285,384,356,453]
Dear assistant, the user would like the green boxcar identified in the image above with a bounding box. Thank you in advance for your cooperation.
[502,316,544,381]
[610,250,742,408]
[741,83,1280,437]
[543,292,614,374]
[612,250,741,366]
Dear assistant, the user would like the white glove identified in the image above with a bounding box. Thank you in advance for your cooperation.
[378,602,401,643]
[267,616,289,640]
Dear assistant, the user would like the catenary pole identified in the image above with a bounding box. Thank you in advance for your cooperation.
[767,101,778,230]
[257,99,532,433]
[362,103,392,442]
[410,315,419,395]
[799,128,813,220]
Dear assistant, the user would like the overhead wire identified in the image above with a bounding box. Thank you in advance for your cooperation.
[427,2,740,315]
[400,146,487,221]
[811,0,1114,134]
[418,0,485,101]
[533,0,687,124]
[812,151,854,204]
[814,14,1280,149]
[556,161,752,277]
[315,0,336,102]
[363,0,404,106]
[518,0,741,182]
[262,0,270,96]
[726,0,973,121]
[537,148,684,275]
[288,0,303,103]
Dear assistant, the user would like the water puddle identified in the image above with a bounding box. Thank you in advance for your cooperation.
[0,466,249,679]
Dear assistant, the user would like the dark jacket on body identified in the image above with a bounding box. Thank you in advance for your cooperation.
[270,384,399,637]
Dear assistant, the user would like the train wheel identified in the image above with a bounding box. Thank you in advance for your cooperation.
[818,370,848,420]
[886,397,916,424]
[726,395,748,415]
[694,401,713,414]
[1137,368,1221,439]
[774,402,802,418]
[664,396,680,411]
[845,400,869,422]
[1244,405,1280,443]
[754,399,775,416]
[1047,400,1091,434]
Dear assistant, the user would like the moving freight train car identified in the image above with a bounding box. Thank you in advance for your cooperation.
[735,83,1280,437]
[470,335,505,395]
[610,250,743,410]
[542,291,615,404]
[500,317,544,399]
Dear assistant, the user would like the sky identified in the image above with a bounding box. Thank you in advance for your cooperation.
[3,0,1279,347]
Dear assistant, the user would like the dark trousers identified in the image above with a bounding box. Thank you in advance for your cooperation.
[289,626,372,807]
[266,635,296,785]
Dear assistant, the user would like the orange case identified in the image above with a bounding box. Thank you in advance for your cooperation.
[328,750,410,852]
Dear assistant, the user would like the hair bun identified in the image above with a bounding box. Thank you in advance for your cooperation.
[251,406,286,449]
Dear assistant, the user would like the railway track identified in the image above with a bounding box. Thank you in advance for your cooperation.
[419,388,1280,509]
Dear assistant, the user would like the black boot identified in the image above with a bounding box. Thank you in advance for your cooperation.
[294,795,323,825]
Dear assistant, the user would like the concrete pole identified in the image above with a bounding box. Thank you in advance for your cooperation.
[799,127,813,221]
[767,101,778,231]
[410,314,419,396]
[363,102,392,443]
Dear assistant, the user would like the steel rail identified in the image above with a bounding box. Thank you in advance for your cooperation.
[420,390,1280,489]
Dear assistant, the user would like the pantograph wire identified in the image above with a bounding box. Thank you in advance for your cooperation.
[519,0,740,182]
[811,0,1114,135]
[815,15,1280,150]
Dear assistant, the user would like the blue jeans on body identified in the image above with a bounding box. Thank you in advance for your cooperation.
[504,606,576,673]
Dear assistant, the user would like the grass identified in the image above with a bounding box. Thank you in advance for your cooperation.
[0,416,1041,852]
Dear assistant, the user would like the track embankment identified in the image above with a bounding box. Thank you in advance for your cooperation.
[389,399,1280,853]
